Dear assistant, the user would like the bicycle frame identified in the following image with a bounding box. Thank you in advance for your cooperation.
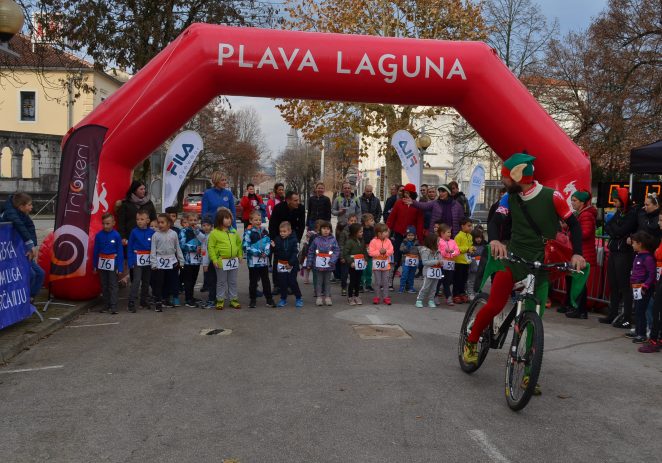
[489,274,542,350]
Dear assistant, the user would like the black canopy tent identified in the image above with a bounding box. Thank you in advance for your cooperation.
[630,140,662,173]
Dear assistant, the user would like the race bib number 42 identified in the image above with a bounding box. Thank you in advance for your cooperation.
[98,253,116,271]
[222,257,239,271]
[136,251,150,267]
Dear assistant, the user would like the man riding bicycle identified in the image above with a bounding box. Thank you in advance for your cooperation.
[462,153,586,374]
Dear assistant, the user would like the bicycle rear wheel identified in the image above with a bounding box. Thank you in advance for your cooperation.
[458,292,492,373]
[504,311,544,411]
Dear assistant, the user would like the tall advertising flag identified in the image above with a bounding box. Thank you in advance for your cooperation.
[467,164,486,215]
[391,130,420,190]
[162,131,203,210]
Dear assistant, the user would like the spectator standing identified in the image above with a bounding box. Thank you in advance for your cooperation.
[449,180,471,218]
[202,171,237,227]
[405,184,463,237]
[239,183,264,229]
[359,184,382,223]
[422,187,437,231]
[117,181,157,246]
[386,183,424,288]
[601,188,638,327]
[306,182,331,229]
[636,194,661,246]
[332,182,362,225]
[382,184,402,223]
[267,183,286,220]
[420,184,428,201]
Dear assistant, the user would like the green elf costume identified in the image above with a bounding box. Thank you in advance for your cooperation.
[463,153,587,372]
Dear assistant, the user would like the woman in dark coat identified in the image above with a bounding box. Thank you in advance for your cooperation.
[117,181,157,245]
[636,194,661,246]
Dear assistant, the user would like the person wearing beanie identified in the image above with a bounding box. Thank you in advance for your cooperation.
[386,183,424,289]
[562,190,597,319]
[462,152,587,392]
[602,186,638,326]
[399,225,420,293]
[403,183,464,237]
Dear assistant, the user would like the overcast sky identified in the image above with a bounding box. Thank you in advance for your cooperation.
[227,0,609,159]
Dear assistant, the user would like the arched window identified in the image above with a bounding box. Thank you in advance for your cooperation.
[1,147,12,178]
[22,148,33,179]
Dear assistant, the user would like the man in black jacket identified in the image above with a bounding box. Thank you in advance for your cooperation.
[382,184,402,224]
[359,184,382,223]
[449,181,471,218]
[306,182,331,229]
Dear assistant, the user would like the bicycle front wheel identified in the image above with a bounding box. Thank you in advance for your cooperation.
[504,311,544,411]
[458,292,492,373]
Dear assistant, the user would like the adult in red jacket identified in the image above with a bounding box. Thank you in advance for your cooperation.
[240,183,264,228]
[386,183,424,287]
[564,190,597,319]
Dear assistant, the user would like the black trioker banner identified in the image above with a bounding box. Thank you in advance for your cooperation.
[51,125,107,281]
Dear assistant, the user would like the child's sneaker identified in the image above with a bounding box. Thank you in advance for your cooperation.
[398,287,405,293]
[638,339,660,353]
[163,300,175,308]
[155,303,163,312]
[172,297,181,307]
[316,297,324,306]
[355,296,362,305]
[110,308,118,315]
[215,299,225,310]
[366,286,375,292]
[415,300,424,308]
[341,288,347,296]
[348,297,356,306]
[266,299,276,308]
[383,297,392,306]
[277,299,287,308]
[128,302,136,313]
[632,335,647,344]
[295,298,304,308]
[408,288,416,294]
[373,297,380,305]
[358,285,364,292]
[249,300,257,308]
[325,297,333,306]
[453,295,463,304]
[229,299,241,309]
[185,300,198,308]
[428,300,437,308]
[447,297,455,306]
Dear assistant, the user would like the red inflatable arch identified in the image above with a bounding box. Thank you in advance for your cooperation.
[44,24,590,299]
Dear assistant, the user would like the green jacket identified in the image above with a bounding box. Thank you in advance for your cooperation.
[208,228,243,264]
[342,237,367,264]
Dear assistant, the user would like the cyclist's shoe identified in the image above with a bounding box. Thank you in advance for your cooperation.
[521,376,542,396]
[463,341,479,366]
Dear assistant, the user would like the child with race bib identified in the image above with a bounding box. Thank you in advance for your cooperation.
[467,227,486,302]
[640,222,662,353]
[93,213,124,314]
[272,221,303,308]
[368,223,394,305]
[200,216,216,308]
[179,212,205,308]
[361,213,375,292]
[243,210,276,308]
[343,223,367,306]
[150,213,184,312]
[628,231,656,344]
[307,220,340,306]
[399,225,420,293]
[208,208,243,310]
[127,209,154,312]
[453,218,475,304]
[338,214,358,297]
[438,223,460,306]
[416,232,443,308]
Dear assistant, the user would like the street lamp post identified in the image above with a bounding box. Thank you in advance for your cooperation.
[416,129,432,192]
[0,0,23,57]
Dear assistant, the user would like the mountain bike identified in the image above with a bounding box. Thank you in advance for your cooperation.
[457,253,578,411]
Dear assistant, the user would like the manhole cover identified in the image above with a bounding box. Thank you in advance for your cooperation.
[199,328,232,336]
[352,324,411,339]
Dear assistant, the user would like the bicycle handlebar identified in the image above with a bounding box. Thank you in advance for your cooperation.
[503,252,583,274]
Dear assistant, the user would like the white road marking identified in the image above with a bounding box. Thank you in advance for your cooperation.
[67,322,120,328]
[366,315,383,324]
[48,317,61,321]
[468,430,511,463]
[0,365,64,374]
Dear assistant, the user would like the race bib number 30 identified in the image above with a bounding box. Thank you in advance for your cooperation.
[136,251,150,267]
[316,252,331,269]
[222,257,239,271]
[98,253,116,271]
[404,254,419,267]
[157,255,176,270]
[353,254,366,270]
[426,266,443,279]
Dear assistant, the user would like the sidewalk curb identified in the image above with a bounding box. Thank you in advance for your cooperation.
[0,299,99,364]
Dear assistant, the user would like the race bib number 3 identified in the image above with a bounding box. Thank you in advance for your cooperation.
[404,254,419,267]
[353,254,366,270]
[222,257,239,271]
[98,254,116,271]
[316,252,331,269]
[157,255,176,269]
[252,255,269,266]
[136,251,150,267]
[277,260,290,273]
[426,266,443,279]
[373,257,388,270]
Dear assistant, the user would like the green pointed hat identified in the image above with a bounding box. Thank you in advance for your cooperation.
[501,153,536,183]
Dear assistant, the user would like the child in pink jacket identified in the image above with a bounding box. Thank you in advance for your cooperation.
[437,223,460,305]
[368,223,394,305]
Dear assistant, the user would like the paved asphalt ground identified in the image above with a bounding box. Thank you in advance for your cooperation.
[1,218,660,461]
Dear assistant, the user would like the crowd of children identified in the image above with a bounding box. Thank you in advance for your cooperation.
[92,204,486,313]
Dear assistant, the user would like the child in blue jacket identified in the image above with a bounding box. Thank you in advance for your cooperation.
[272,221,303,308]
[93,213,124,314]
[243,210,275,308]
[179,212,205,308]
[127,209,154,312]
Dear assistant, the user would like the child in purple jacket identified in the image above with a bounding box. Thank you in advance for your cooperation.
[629,231,657,343]
[307,220,340,306]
